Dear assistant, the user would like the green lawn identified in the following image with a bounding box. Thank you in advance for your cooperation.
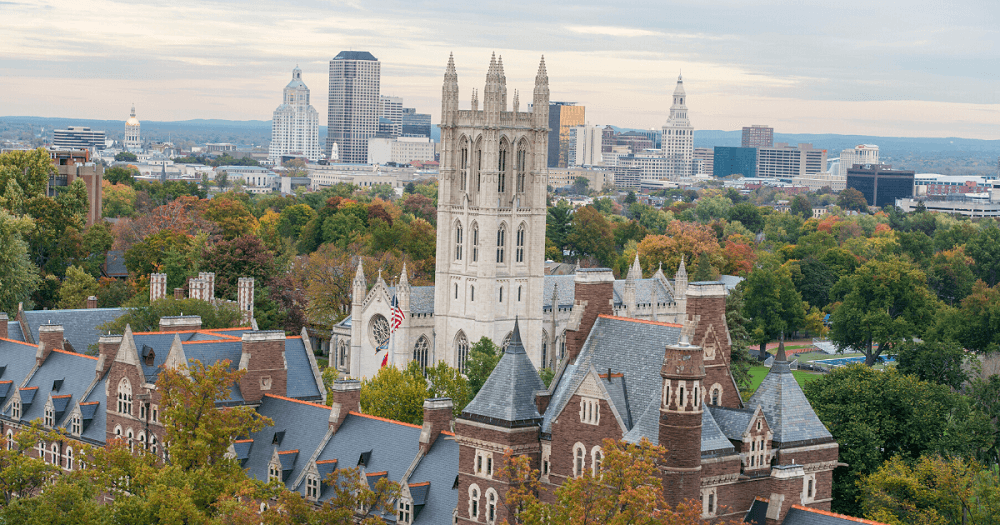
[746,365,824,396]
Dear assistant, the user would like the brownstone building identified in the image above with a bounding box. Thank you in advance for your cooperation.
[454,269,840,525]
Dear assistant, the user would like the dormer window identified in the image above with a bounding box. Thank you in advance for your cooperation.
[306,474,320,500]
[44,406,54,427]
[11,399,20,420]
[268,462,281,483]
[398,498,412,524]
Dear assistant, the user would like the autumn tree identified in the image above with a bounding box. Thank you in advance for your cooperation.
[829,256,936,365]
[837,187,869,212]
[565,205,615,266]
[57,264,98,309]
[637,221,722,277]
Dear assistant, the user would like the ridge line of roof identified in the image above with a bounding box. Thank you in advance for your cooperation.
[0,337,38,348]
[278,449,300,454]
[789,505,890,525]
[348,410,423,429]
[596,314,682,328]
[51,348,98,360]
[408,481,430,487]
[264,393,330,410]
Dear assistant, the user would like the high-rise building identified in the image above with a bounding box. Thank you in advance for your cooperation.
[693,147,714,176]
[48,149,103,226]
[713,147,757,178]
[741,125,773,148]
[52,127,106,151]
[326,51,381,164]
[568,125,604,167]
[401,107,432,138]
[124,105,141,151]
[756,143,827,179]
[269,66,322,163]
[547,102,585,168]
[662,74,694,179]
[838,144,879,177]
[846,164,914,208]
[378,95,403,137]
[615,131,654,154]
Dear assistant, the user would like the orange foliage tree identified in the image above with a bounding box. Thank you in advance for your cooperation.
[637,221,722,276]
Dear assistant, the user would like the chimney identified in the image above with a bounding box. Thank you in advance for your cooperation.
[419,398,453,453]
[199,272,216,300]
[150,273,167,302]
[159,315,202,332]
[174,287,185,300]
[238,331,287,403]
[328,379,361,433]
[38,323,65,354]
[564,268,615,364]
[86,296,98,309]
[237,277,255,325]
[0,313,8,340]
[96,334,122,379]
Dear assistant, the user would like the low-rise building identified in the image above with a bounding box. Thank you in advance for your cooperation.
[367,137,436,165]
[548,166,614,191]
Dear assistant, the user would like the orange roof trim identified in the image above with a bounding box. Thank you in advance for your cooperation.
[316,459,338,465]
[278,449,299,455]
[598,372,624,379]
[234,439,253,443]
[440,430,455,436]
[348,411,423,430]
[0,380,12,385]
[20,386,38,390]
[0,337,38,348]
[408,481,430,487]
[79,401,99,406]
[790,505,890,525]
[52,348,98,360]
[597,314,682,328]
[366,470,388,477]
[264,393,330,410]
[52,394,72,399]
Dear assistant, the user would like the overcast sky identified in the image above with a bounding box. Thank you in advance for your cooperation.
[2,0,998,138]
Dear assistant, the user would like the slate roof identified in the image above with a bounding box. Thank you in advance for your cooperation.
[387,286,435,315]
[104,250,128,277]
[245,395,331,488]
[21,308,125,353]
[701,408,736,456]
[461,320,546,427]
[17,350,97,425]
[545,315,682,437]
[408,436,460,524]
[5,321,24,342]
[0,339,40,389]
[780,505,889,525]
[77,378,107,445]
[709,405,756,441]
[284,338,323,401]
[746,357,833,447]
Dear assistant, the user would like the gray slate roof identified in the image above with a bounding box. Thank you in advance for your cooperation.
[462,321,546,427]
[21,308,125,353]
[77,377,107,445]
[746,359,833,447]
[541,275,675,311]
[0,339,40,391]
[408,436,460,524]
[388,286,435,315]
[245,395,330,489]
[709,405,756,441]
[15,350,96,428]
[780,506,879,525]
[702,408,736,455]
[284,338,322,401]
[104,250,128,277]
[5,321,24,342]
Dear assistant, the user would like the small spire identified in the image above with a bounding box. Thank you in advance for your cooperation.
[627,253,642,280]
[776,333,787,362]
[508,317,523,353]
[399,262,409,286]
[512,89,519,112]
[354,259,366,285]
[497,55,505,79]
[535,55,548,83]
[677,255,687,276]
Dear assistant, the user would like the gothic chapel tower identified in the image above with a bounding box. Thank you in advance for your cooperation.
[434,53,550,371]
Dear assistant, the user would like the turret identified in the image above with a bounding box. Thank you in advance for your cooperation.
[352,260,366,306]
[623,253,641,316]
[658,335,705,508]
[397,263,410,313]
[441,53,459,126]
[675,256,688,299]
[497,55,507,112]
[532,56,549,128]
[483,53,501,122]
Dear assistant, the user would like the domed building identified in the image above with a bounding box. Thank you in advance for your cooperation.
[124,104,142,151]
[269,66,322,163]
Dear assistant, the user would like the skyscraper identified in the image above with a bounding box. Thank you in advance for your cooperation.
[378,95,403,137]
[546,102,585,168]
[662,74,694,179]
[124,105,141,151]
[741,125,773,148]
[269,66,322,163]
[326,51,380,163]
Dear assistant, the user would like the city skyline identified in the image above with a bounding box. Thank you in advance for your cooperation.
[1,0,997,139]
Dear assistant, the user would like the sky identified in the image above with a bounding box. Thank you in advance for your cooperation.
[1,0,998,139]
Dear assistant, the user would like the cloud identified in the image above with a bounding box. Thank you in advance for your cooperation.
[564,25,664,38]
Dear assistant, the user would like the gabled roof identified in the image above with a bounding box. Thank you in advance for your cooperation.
[5,321,24,342]
[285,337,323,401]
[19,350,96,423]
[746,355,833,447]
[21,308,125,353]
[461,320,545,427]
[780,505,890,525]
[702,408,736,456]
[709,405,757,441]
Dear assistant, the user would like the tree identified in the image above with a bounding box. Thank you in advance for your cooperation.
[202,235,279,301]
[104,166,136,185]
[98,297,243,334]
[951,281,1000,353]
[636,221,722,277]
[0,210,41,313]
[691,250,718,281]
[359,361,431,425]
[466,336,501,395]
[546,201,572,253]
[742,255,805,356]
[837,188,869,212]
[114,151,138,162]
[927,247,976,305]
[859,455,1000,525]
[425,361,472,416]
[967,224,1000,287]
[804,366,992,516]
[203,194,258,240]
[401,193,436,224]
[790,195,812,219]
[830,256,936,365]
[0,148,56,210]
[565,206,615,266]
[57,264,98,310]
[277,203,317,239]
[572,176,590,195]
[726,283,755,396]
[102,180,137,218]
[693,195,732,223]
[788,257,836,309]
[0,424,65,506]
[895,340,971,391]
[728,202,764,232]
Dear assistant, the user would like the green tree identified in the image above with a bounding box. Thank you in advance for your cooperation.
[466,336,501,396]
[728,202,764,232]
[98,297,243,333]
[805,366,992,516]
[201,235,279,300]
[425,361,472,416]
[927,247,976,305]
[837,187,869,212]
[895,340,971,390]
[114,151,138,162]
[565,206,615,266]
[277,203,317,239]
[691,250,718,281]
[0,148,56,211]
[546,201,573,253]
[967,224,1000,287]
[830,256,936,365]
[0,210,41,313]
[359,361,429,425]
[788,257,836,309]
[693,195,732,223]
[104,166,136,185]
[859,455,1000,525]
[572,176,590,195]
[742,255,806,356]
[726,283,755,396]
[57,264,98,310]
[789,195,812,219]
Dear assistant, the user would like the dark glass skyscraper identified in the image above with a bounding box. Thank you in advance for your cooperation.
[846,165,915,208]
[713,147,757,178]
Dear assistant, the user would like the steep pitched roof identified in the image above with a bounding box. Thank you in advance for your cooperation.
[701,408,736,456]
[461,320,545,427]
[746,355,833,447]
[21,308,125,353]
[781,505,890,525]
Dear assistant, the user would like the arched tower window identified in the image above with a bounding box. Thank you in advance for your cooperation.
[413,336,429,374]
[476,146,483,192]
[515,223,526,263]
[498,140,508,194]
[460,137,469,191]
[516,140,528,193]
[456,332,469,373]
[541,330,548,368]
[455,222,463,260]
[117,377,132,415]
[496,225,506,263]
[471,223,479,262]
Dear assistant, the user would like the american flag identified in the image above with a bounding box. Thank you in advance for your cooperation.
[390,295,405,332]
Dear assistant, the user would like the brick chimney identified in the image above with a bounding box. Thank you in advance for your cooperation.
[419,398,453,453]
[328,379,361,433]
[173,287,185,300]
[38,324,65,354]
[238,331,287,403]
[159,315,202,332]
[564,268,615,364]
[96,334,122,379]
[86,296,98,309]
[0,313,8,339]
[150,273,168,302]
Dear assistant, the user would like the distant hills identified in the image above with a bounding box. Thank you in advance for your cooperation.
[3,116,996,174]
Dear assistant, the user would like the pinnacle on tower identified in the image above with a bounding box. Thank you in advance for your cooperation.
[627,253,642,280]
[776,334,787,362]
[354,259,366,287]
[535,55,548,85]
[399,262,409,287]
[677,255,687,277]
